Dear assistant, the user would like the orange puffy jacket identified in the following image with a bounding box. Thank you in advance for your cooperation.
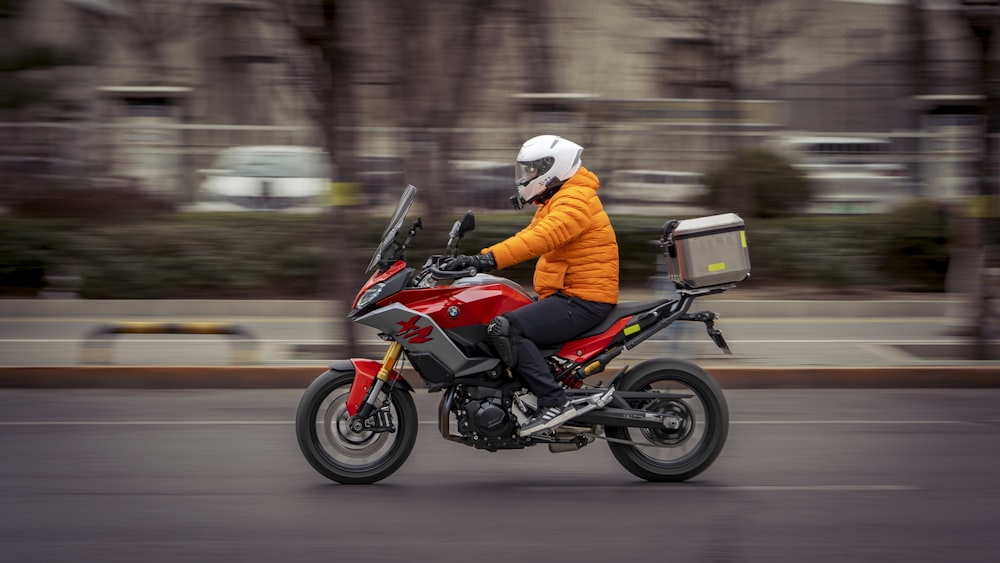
[483,166,619,304]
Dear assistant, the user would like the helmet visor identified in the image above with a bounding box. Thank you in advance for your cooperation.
[515,157,554,188]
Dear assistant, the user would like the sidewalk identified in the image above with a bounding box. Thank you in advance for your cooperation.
[1,291,998,389]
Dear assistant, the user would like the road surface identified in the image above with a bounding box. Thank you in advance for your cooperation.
[1,388,998,562]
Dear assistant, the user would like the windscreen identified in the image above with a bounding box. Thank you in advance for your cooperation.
[366,184,417,273]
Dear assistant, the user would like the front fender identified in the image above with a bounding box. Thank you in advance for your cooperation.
[332,359,414,416]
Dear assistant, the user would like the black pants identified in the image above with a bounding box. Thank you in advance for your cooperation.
[503,293,614,408]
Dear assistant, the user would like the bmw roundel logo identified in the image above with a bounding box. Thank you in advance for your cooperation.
[447,306,460,318]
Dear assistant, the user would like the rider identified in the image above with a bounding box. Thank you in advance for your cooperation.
[443,134,620,436]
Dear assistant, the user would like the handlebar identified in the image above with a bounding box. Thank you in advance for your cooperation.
[426,265,479,280]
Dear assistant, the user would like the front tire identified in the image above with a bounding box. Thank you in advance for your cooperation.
[606,359,729,482]
[296,369,418,484]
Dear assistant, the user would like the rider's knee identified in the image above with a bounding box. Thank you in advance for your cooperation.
[487,315,520,367]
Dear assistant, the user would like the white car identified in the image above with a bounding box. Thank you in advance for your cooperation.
[189,146,332,212]
[803,171,911,215]
[603,169,710,216]
[769,135,914,214]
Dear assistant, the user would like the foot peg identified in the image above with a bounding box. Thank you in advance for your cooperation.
[570,386,615,417]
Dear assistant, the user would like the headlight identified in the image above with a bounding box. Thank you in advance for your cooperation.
[356,283,385,309]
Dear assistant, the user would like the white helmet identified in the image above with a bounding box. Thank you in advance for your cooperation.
[515,135,584,204]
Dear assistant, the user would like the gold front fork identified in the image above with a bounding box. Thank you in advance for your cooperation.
[376,341,404,382]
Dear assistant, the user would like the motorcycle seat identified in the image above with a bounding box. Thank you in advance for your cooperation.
[572,298,675,340]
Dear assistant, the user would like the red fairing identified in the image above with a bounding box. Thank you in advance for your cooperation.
[557,317,633,360]
[382,283,534,330]
[353,261,407,308]
[346,359,406,416]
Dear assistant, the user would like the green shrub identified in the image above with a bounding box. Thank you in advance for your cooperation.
[72,215,329,299]
[0,219,79,295]
[0,222,52,294]
[10,184,176,221]
[704,147,812,218]
[879,199,950,291]
[744,215,888,288]
[0,208,952,298]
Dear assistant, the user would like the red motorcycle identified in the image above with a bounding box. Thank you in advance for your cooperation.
[296,185,745,484]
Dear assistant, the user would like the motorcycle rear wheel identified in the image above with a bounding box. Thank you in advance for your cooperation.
[606,359,729,482]
[296,369,417,484]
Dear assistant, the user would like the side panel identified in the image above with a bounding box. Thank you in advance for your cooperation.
[356,303,502,378]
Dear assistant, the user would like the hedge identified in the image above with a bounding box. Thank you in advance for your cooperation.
[0,201,953,298]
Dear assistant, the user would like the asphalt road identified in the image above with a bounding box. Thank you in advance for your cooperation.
[2,388,998,562]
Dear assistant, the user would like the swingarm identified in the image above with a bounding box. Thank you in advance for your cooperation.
[564,388,688,431]
[572,407,685,431]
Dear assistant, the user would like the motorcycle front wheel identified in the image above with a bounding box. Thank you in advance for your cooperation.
[295,369,418,484]
[606,358,729,482]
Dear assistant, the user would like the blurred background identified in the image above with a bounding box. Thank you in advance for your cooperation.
[3,6,1000,560]
[0,0,998,310]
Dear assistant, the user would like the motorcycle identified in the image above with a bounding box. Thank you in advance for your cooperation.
[296,184,742,484]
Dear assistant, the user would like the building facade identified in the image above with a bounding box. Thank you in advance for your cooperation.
[1,0,991,204]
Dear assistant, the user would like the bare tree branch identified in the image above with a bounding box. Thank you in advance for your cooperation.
[103,0,214,79]
[625,0,813,98]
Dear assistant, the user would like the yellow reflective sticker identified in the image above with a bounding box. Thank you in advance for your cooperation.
[740,231,747,248]
[624,324,640,336]
[708,262,726,272]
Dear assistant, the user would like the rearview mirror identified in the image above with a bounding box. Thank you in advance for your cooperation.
[446,211,476,254]
[452,211,476,238]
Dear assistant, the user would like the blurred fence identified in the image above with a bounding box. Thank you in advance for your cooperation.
[0,121,982,214]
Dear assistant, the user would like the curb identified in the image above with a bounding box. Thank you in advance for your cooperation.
[2,365,999,389]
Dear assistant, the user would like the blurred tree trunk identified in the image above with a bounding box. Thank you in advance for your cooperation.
[283,0,362,357]
[280,0,505,357]
[517,0,555,94]
[386,0,499,244]
[906,0,929,127]
[968,10,998,360]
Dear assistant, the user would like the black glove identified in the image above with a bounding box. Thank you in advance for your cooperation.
[442,252,496,273]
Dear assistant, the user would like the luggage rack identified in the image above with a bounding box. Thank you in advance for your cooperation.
[614,283,736,355]
[676,282,739,297]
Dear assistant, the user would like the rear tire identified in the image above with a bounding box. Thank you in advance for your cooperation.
[296,369,418,484]
[606,359,728,482]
